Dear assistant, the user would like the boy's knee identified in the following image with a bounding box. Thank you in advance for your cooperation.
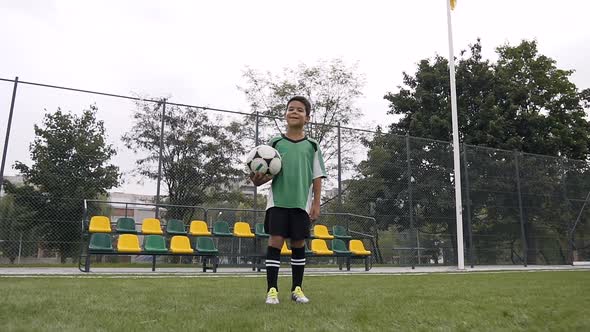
[290,239,305,248]
[268,236,284,249]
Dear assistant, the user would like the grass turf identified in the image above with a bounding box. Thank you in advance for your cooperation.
[1,271,588,331]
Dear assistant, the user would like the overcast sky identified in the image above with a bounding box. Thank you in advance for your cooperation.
[1,0,588,194]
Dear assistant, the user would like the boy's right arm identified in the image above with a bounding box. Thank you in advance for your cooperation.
[250,172,273,187]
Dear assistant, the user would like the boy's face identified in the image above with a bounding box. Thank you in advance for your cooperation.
[285,100,309,128]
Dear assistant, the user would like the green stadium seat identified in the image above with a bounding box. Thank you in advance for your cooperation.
[212,221,232,237]
[332,225,352,239]
[116,217,137,234]
[254,223,269,238]
[332,239,352,255]
[166,219,187,235]
[88,233,114,252]
[143,235,168,253]
[196,237,219,254]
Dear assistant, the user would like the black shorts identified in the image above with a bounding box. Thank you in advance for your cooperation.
[264,207,310,240]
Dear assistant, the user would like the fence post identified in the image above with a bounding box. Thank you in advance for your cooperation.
[337,122,342,211]
[155,99,166,219]
[462,144,475,268]
[559,158,573,264]
[0,76,19,196]
[17,232,23,265]
[254,112,259,212]
[514,151,528,267]
[405,133,416,269]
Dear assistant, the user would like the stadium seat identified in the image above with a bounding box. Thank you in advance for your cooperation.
[332,225,352,239]
[332,239,352,255]
[170,235,194,254]
[196,237,219,254]
[311,239,334,255]
[166,219,187,235]
[89,216,111,233]
[349,240,372,271]
[312,224,334,240]
[117,234,142,253]
[189,220,212,236]
[305,242,313,256]
[233,222,255,238]
[280,242,292,256]
[212,221,232,237]
[143,235,168,253]
[115,217,137,234]
[254,223,269,238]
[141,218,163,235]
[195,237,219,272]
[88,233,114,252]
[349,240,371,256]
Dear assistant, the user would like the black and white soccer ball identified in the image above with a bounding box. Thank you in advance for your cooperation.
[246,145,282,176]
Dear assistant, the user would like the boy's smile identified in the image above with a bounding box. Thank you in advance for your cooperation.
[285,100,309,127]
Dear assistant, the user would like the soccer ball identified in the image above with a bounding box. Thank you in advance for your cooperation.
[246,145,282,176]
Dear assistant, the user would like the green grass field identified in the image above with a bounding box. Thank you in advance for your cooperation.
[1,271,589,331]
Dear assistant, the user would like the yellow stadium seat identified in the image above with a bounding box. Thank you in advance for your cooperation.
[189,220,212,236]
[170,236,194,254]
[117,234,142,253]
[311,239,333,256]
[312,224,334,240]
[141,218,163,235]
[233,222,255,238]
[280,242,292,256]
[89,216,111,233]
[349,240,371,256]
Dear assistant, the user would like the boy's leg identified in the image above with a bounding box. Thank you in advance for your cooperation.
[266,236,284,292]
[289,209,311,303]
[264,208,288,304]
[290,239,306,291]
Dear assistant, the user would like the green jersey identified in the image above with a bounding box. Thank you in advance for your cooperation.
[266,135,327,212]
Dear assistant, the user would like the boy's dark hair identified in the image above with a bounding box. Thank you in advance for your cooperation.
[287,96,312,116]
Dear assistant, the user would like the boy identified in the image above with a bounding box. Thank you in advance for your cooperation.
[250,95,326,304]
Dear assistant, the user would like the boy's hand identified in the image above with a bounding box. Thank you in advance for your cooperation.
[250,172,272,187]
[309,202,320,222]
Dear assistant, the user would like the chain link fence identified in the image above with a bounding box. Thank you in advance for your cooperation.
[1,77,589,266]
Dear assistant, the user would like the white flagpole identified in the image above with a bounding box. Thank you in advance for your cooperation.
[446,0,465,270]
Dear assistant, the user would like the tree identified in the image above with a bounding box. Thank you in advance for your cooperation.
[6,106,120,262]
[122,100,244,219]
[239,59,367,197]
[347,39,590,265]
[385,39,590,158]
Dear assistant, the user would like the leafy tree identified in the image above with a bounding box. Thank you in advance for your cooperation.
[122,100,244,219]
[347,39,590,264]
[239,59,367,193]
[6,106,120,262]
[385,39,590,157]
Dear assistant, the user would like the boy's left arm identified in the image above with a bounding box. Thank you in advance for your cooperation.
[310,177,322,221]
